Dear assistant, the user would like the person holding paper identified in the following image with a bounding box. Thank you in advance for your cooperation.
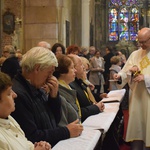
[114,27,150,150]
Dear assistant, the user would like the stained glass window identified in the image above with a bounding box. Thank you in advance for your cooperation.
[108,0,139,41]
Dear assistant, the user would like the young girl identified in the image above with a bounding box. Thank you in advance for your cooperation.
[109,56,121,90]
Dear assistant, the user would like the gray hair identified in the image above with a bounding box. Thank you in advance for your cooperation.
[20,47,58,73]
[37,41,51,49]
[3,45,15,54]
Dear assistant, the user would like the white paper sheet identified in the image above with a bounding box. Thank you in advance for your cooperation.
[52,129,101,150]
[101,89,126,103]
[82,103,120,133]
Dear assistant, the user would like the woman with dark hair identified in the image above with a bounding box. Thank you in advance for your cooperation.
[54,54,105,122]
[51,43,65,57]
[54,54,81,124]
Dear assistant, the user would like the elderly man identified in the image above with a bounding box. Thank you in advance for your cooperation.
[37,41,51,50]
[114,27,150,150]
[68,54,105,122]
[86,46,96,60]
[11,47,83,147]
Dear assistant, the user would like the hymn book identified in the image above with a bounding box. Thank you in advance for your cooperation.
[101,89,126,103]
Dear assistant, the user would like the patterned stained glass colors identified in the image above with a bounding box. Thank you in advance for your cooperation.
[109,0,139,41]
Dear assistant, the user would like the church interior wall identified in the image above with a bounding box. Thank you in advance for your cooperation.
[0,0,82,53]
[1,0,21,52]
[0,0,150,55]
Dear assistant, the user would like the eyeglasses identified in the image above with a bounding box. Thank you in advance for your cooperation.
[138,37,150,44]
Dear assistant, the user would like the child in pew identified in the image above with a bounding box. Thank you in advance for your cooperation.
[109,56,122,91]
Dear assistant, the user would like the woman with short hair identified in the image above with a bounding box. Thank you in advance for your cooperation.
[0,72,51,150]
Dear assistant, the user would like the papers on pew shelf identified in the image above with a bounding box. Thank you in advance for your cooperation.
[101,89,126,103]
[82,103,120,133]
[52,129,101,150]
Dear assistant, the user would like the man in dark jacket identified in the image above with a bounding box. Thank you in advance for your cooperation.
[68,54,105,122]
[103,46,114,93]
[1,45,21,79]
[11,47,83,147]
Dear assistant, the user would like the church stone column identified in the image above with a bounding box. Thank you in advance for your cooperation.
[82,0,90,47]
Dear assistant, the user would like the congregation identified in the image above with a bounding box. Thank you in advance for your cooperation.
[0,27,150,150]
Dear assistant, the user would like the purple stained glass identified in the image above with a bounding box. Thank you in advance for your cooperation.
[108,0,139,41]
[127,0,138,6]
[111,0,121,4]
[130,32,138,41]
[119,13,129,23]
[109,8,118,23]
[129,22,139,31]
[111,0,138,6]
[119,23,128,31]
[109,31,118,41]
[109,22,118,31]
[119,31,129,40]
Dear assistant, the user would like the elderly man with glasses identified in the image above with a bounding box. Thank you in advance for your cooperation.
[114,27,150,150]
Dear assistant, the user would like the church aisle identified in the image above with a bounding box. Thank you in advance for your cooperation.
[119,109,130,150]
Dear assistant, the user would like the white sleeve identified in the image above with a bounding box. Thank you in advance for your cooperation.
[144,75,150,94]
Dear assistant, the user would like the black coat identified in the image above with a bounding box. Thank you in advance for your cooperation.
[70,78,100,122]
[103,52,114,74]
[11,72,70,147]
[1,56,21,79]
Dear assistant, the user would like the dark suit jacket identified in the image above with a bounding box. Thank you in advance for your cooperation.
[1,56,21,79]
[103,52,114,74]
[70,78,100,122]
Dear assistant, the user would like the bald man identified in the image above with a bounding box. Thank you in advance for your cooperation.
[114,27,150,150]
[68,54,105,122]
[37,41,51,50]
